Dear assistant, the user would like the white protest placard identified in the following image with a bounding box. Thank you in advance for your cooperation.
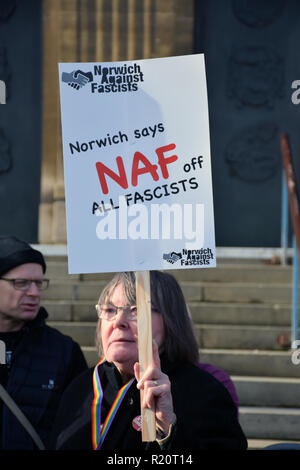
[59,54,215,274]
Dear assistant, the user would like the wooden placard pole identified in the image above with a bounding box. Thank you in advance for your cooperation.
[135,270,156,442]
[281,133,300,255]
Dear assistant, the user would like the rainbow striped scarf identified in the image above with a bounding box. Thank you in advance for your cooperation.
[91,357,136,450]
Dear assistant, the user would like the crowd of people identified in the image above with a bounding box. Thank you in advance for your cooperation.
[0,235,248,451]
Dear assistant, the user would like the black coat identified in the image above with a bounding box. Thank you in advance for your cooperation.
[50,356,248,451]
[0,307,88,450]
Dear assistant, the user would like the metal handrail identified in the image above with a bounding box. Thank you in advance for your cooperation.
[292,236,299,344]
[280,134,300,344]
[281,170,289,266]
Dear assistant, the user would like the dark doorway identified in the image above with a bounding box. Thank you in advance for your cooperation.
[0,0,42,243]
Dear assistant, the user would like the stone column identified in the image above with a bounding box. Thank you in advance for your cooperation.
[39,0,61,243]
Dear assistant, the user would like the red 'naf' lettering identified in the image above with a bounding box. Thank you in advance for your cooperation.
[155,143,178,178]
[95,143,178,195]
[131,151,159,186]
[95,156,128,194]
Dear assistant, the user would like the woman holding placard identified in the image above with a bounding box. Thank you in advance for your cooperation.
[49,271,247,451]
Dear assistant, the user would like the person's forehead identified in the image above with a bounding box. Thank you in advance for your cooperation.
[104,281,134,303]
[106,282,125,300]
[4,263,43,277]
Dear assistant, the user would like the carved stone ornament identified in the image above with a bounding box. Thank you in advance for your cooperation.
[225,123,279,183]
[0,0,16,21]
[0,129,12,173]
[227,45,284,108]
[232,0,285,28]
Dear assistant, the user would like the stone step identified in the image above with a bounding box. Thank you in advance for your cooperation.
[41,251,300,446]
[232,376,300,408]
[202,283,295,303]
[43,300,99,322]
[80,346,300,377]
[191,349,300,379]
[76,344,300,442]
[42,281,107,301]
[86,264,293,284]
[195,324,292,350]
[239,406,300,441]
[45,261,293,283]
[48,320,293,351]
[81,346,105,367]
[45,319,300,407]
[46,319,300,405]
[189,302,292,326]
[48,321,97,347]
[40,246,293,265]
[42,281,204,302]
[43,300,294,326]
[43,300,98,322]
[42,280,296,303]
[46,261,109,281]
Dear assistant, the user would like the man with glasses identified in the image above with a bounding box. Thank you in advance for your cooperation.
[0,236,87,450]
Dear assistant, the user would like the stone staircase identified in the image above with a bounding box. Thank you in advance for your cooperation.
[41,252,300,450]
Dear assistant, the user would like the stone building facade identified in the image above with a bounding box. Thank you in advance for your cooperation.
[40,0,194,244]
[2,1,300,248]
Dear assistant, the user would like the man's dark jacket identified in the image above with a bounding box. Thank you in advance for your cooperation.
[50,357,248,451]
[1,307,87,450]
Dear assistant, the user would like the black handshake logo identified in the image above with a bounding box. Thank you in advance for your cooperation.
[62,70,93,90]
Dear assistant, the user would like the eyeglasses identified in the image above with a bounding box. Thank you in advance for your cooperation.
[95,304,160,321]
[95,304,137,321]
[0,278,50,291]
